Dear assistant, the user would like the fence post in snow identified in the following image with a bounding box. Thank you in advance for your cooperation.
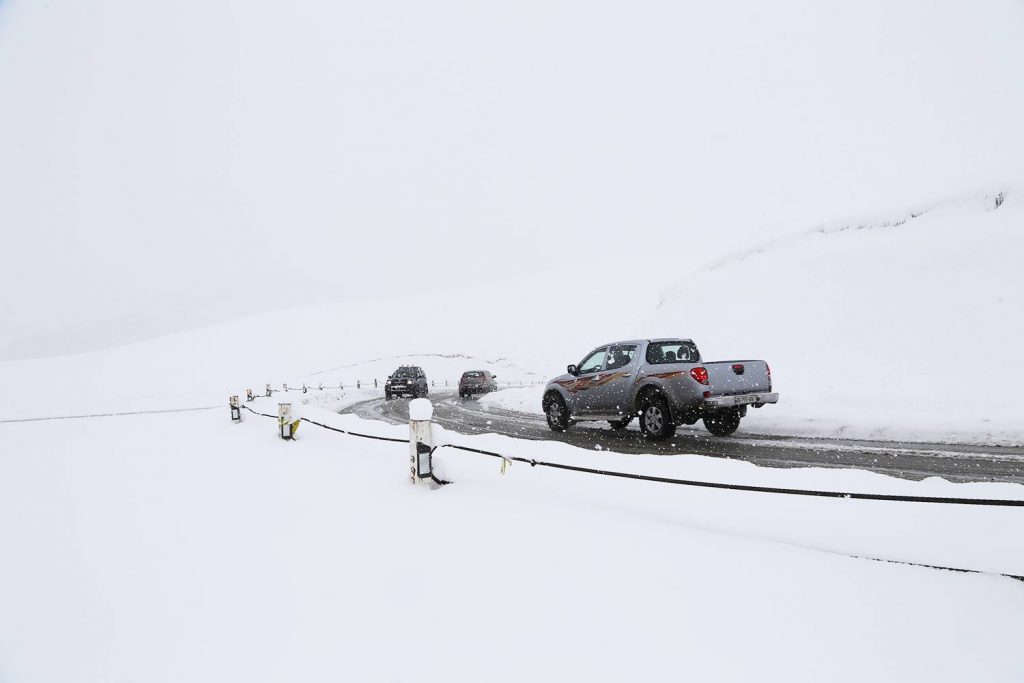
[319,383,323,391]
[408,398,439,487]
[229,395,242,423]
[357,380,361,389]
[283,383,288,392]
[374,378,378,388]
[246,388,254,402]
[278,403,295,440]
[266,384,272,397]
[302,383,307,394]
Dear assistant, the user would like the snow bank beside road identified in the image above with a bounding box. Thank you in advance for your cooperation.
[477,385,545,414]
[1,404,1023,682]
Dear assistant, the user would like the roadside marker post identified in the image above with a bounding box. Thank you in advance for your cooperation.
[265,383,272,397]
[246,389,254,402]
[278,403,296,440]
[229,395,242,423]
[408,398,440,488]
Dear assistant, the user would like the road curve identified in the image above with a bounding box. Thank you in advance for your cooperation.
[341,391,1024,485]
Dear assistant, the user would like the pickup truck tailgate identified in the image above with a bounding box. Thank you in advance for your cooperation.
[705,360,771,395]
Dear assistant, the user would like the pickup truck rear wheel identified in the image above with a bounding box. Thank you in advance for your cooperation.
[639,395,676,441]
[703,408,742,437]
[543,393,570,432]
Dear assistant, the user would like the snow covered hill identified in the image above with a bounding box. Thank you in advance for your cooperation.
[2,190,1020,444]
[649,191,1024,444]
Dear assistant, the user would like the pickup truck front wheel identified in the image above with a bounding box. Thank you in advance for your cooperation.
[639,395,676,441]
[703,408,741,437]
[543,393,570,432]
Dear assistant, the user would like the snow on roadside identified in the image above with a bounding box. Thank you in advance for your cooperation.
[477,385,545,415]
[1,405,1023,682]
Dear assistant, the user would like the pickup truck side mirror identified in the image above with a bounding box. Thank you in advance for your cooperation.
[492,375,497,379]
[567,364,578,376]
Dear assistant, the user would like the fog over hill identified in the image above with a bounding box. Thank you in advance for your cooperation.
[1,0,1023,357]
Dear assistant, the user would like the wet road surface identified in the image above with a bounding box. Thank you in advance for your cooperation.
[341,391,1024,485]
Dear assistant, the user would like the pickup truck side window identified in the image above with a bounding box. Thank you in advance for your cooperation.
[646,341,700,364]
[605,344,637,370]
[577,348,607,374]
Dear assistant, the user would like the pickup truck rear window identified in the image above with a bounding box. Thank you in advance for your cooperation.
[646,341,700,364]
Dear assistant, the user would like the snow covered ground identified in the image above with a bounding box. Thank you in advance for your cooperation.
[2,0,1024,678]
[2,396,1023,682]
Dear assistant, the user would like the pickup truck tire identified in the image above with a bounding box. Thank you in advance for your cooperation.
[543,392,570,432]
[703,408,742,437]
[639,394,676,441]
[385,391,393,400]
[609,417,632,431]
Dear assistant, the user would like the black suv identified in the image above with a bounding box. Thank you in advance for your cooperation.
[385,366,429,399]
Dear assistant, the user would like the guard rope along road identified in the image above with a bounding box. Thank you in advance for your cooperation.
[236,393,1024,583]
[0,405,221,424]
[240,403,407,443]
[428,443,1024,507]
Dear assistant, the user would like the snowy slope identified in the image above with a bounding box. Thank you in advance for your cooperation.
[2,397,1023,682]
[648,191,1024,444]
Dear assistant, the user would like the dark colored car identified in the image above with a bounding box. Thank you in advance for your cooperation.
[459,370,498,398]
[385,366,429,399]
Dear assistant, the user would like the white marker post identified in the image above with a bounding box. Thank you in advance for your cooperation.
[408,398,439,487]
[229,395,242,423]
[278,403,294,440]
[246,388,254,402]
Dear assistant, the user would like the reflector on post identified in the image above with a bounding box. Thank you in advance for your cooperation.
[229,395,242,423]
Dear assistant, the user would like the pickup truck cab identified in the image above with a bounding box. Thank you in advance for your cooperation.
[542,339,778,439]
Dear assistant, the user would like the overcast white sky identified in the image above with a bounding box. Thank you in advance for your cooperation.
[1,0,1022,359]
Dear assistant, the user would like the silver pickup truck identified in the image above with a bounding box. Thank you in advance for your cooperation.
[542,339,778,439]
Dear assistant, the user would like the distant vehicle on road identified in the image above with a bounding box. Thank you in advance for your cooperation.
[542,339,778,439]
[385,366,429,399]
[459,370,498,398]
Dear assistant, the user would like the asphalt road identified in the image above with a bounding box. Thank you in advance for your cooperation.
[341,391,1024,485]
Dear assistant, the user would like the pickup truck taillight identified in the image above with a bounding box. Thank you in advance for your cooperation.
[690,367,709,385]
[766,363,771,379]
